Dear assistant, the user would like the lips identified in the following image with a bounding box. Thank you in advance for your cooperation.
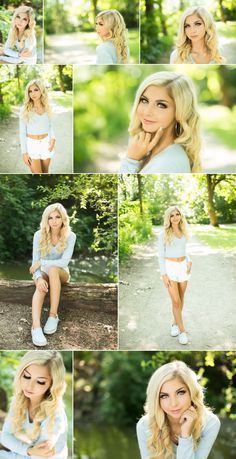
[142,119,157,124]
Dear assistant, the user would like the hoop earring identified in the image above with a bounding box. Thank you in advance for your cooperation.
[175,122,182,137]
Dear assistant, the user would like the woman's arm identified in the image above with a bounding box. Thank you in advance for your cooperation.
[3,30,20,58]
[41,232,76,269]
[96,43,114,64]
[0,412,31,456]
[176,414,220,459]
[35,409,67,455]
[31,231,43,281]
[136,417,149,459]
[119,157,141,173]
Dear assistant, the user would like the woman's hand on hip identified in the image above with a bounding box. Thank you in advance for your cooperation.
[127,127,163,161]
[187,261,192,274]
[162,274,171,288]
[48,138,55,152]
[27,440,55,457]
[30,260,41,274]
[180,406,197,438]
[23,153,32,167]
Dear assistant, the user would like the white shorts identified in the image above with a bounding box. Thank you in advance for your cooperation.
[165,259,190,282]
[27,135,55,160]
[41,266,70,282]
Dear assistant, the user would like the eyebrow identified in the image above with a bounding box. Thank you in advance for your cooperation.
[142,95,170,103]
[185,19,202,25]
[24,369,49,380]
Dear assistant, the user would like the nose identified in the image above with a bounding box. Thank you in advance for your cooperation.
[170,396,178,408]
[143,103,155,117]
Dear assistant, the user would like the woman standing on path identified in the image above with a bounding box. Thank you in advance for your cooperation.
[0,350,68,458]
[158,206,192,345]
[29,203,76,347]
[137,360,220,458]
[95,9,129,64]
[19,79,56,174]
[119,71,201,173]
[170,6,225,64]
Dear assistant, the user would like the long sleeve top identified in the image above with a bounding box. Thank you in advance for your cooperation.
[136,411,220,459]
[169,49,217,64]
[0,404,68,459]
[119,144,191,173]
[96,40,130,64]
[19,110,55,155]
[32,230,76,281]
[2,29,37,64]
[158,230,191,275]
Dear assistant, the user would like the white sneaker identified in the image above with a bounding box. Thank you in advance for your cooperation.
[44,315,59,334]
[179,332,188,345]
[31,327,47,346]
[171,324,179,337]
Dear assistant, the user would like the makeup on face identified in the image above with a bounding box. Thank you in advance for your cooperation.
[48,211,63,229]
[20,364,52,402]
[159,378,192,420]
[137,85,176,134]
[28,85,41,100]
[15,12,29,30]
[184,14,206,41]
[95,18,110,38]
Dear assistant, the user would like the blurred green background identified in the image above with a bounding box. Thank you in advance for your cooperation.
[0,0,44,63]
[0,351,73,457]
[73,64,236,173]
[74,351,236,459]
[44,0,139,64]
[141,0,236,64]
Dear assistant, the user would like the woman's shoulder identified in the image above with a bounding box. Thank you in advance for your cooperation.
[136,414,149,433]
[68,231,76,241]
[204,410,221,430]
[33,230,41,239]
[170,49,178,63]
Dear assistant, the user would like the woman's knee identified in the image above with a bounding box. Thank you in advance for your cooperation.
[48,266,60,277]
[172,298,181,309]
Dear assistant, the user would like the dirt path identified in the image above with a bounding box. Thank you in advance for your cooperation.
[0,299,117,350]
[45,33,96,64]
[0,96,73,174]
[119,227,236,350]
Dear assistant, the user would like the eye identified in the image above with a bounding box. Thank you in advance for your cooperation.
[157,102,167,109]
[140,96,148,104]
[177,390,186,396]
[23,374,31,380]
[37,381,46,385]
[160,394,168,399]
[184,24,190,28]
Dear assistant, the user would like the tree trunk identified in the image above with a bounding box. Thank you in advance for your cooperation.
[158,0,168,36]
[218,0,226,22]
[137,175,143,215]
[206,175,219,227]
[0,280,117,313]
[58,65,65,92]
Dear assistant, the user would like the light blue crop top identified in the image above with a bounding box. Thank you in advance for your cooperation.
[170,49,217,64]
[0,402,67,459]
[96,41,119,64]
[2,29,37,64]
[32,230,76,281]
[119,144,191,174]
[158,230,191,275]
[137,411,220,459]
[19,110,55,154]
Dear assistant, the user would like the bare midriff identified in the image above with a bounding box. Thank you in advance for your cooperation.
[165,256,186,262]
[27,133,48,140]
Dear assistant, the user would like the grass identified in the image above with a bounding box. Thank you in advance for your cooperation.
[200,104,236,149]
[52,91,73,108]
[192,224,236,250]
[216,21,236,39]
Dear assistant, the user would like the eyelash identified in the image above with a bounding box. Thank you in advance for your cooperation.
[23,374,46,385]
[140,97,167,109]
[160,390,186,399]
[185,22,202,28]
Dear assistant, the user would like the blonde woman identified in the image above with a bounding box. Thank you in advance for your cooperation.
[137,360,220,458]
[29,203,76,347]
[95,9,129,64]
[170,6,225,64]
[0,350,68,458]
[0,6,37,64]
[20,79,56,174]
[119,71,201,174]
[158,206,191,345]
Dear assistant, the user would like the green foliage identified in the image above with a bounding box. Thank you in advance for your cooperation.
[192,225,236,249]
[74,351,236,428]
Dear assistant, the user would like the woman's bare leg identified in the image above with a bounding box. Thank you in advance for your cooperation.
[32,274,49,328]
[29,159,42,174]
[167,281,185,333]
[41,159,51,173]
[178,281,188,310]
[48,267,69,317]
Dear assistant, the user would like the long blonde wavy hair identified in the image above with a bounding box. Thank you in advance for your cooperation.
[163,205,188,246]
[9,6,36,49]
[173,6,225,64]
[39,203,71,257]
[96,10,129,63]
[129,72,202,172]
[21,79,52,122]
[144,360,209,459]
[11,351,66,442]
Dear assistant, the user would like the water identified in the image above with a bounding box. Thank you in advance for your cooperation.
[74,418,236,459]
[0,256,117,283]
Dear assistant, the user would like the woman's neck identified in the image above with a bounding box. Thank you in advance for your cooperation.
[149,126,175,159]
[191,38,208,54]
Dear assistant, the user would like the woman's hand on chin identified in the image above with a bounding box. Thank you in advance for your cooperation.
[180,406,197,438]
[127,127,163,161]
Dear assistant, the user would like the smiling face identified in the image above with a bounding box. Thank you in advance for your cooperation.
[48,210,63,231]
[28,84,41,102]
[159,377,192,421]
[136,85,176,134]
[14,12,29,32]
[184,14,206,43]
[20,364,52,404]
[95,17,110,38]
[170,208,182,226]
